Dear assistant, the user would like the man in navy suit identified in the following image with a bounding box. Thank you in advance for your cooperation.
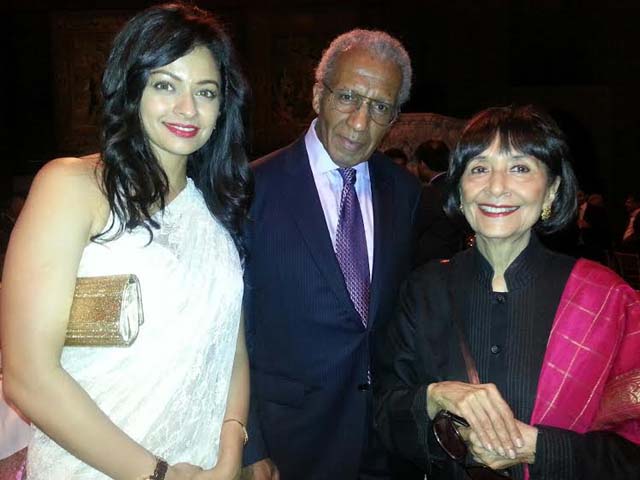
[243,29,422,480]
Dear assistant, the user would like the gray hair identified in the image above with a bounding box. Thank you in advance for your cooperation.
[314,29,412,106]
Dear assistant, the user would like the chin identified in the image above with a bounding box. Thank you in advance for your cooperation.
[171,142,205,156]
[476,228,517,239]
[479,230,532,244]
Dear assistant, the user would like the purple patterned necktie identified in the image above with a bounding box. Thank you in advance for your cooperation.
[335,167,370,326]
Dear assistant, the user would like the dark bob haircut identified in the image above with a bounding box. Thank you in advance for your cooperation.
[443,105,578,235]
[99,2,252,257]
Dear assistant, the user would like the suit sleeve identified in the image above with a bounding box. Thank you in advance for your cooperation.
[243,395,268,465]
[530,427,640,479]
[242,262,269,465]
[373,266,450,472]
[242,330,269,464]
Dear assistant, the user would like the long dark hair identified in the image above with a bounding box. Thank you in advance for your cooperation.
[443,105,578,234]
[98,2,252,257]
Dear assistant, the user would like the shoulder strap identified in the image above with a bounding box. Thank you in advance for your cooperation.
[446,259,480,385]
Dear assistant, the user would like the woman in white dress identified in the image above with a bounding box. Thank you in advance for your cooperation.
[0,3,252,479]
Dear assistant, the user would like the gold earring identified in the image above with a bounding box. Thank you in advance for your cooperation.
[541,205,552,221]
[459,203,464,213]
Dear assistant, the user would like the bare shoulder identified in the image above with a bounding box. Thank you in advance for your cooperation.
[29,154,110,236]
[36,155,100,186]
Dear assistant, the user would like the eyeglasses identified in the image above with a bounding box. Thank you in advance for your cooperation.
[321,82,399,126]
[432,410,510,480]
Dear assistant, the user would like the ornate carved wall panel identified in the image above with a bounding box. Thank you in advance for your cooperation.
[379,112,467,161]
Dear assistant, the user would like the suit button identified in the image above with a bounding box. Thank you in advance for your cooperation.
[357,383,370,391]
[490,345,501,354]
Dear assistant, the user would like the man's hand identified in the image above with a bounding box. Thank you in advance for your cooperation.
[241,458,280,480]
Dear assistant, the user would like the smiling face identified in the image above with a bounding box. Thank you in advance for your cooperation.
[460,135,560,247]
[139,45,221,167]
[312,48,402,168]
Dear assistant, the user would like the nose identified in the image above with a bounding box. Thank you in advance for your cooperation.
[488,169,508,197]
[175,91,197,118]
[346,101,371,132]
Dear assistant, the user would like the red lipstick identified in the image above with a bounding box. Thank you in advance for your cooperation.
[478,204,520,217]
[165,122,200,138]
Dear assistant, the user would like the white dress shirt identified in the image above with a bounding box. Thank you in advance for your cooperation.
[304,119,374,278]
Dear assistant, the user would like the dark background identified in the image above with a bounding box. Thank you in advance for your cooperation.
[3,0,640,230]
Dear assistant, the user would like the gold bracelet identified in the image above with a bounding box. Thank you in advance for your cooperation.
[223,418,248,445]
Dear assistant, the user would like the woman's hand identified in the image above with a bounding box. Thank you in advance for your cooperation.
[178,459,240,480]
[166,459,241,480]
[166,463,203,479]
[205,457,242,480]
[463,420,538,470]
[427,381,523,458]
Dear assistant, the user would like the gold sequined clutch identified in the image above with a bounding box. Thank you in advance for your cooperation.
[65,274,144,347]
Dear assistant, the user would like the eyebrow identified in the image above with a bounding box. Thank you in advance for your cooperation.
[472,153,533,160]
[335,86,394,105]
[149,69,220,87]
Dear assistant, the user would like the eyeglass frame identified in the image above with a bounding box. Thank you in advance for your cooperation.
[432,410,510,480]
[320,81,400,126]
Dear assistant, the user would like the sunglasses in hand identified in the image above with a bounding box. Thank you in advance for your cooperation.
[432,410,510,480]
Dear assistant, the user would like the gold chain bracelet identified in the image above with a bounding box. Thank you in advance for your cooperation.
[223,418,248,445]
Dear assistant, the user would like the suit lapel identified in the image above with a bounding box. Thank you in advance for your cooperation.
[369,155,393,328]
[280,138,353,310]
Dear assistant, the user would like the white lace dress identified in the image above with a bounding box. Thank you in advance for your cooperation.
[26,179,243,479]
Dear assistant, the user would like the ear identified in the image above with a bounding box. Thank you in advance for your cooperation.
[312,82,322,115]
[457,186,466,212]
[544,177,561,208]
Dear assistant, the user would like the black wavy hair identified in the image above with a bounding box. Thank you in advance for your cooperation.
[98,2,252,258]
[443,105,578,234]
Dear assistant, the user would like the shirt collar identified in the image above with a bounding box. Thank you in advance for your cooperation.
[473,233,548,292]
[305,118,370,180]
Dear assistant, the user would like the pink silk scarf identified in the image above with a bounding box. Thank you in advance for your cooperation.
[524,259,640,479]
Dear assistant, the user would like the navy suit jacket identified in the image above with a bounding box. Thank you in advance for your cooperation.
[243,136,422,479]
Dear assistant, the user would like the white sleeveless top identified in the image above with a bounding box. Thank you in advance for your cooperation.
[27,179,243,478]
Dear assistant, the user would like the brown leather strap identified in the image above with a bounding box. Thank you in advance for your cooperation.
[453,320,480,385]
[447,260,480,385]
